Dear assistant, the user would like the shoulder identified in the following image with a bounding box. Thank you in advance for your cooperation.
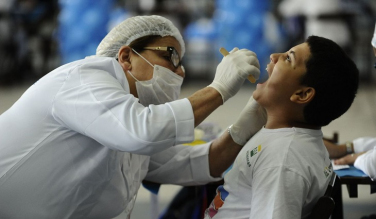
[251,128,325,175]
[72,57,121,75]
[68,57,129,91]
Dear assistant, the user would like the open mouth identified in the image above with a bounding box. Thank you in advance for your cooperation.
[264,65,271,78]
[257,65,271,85]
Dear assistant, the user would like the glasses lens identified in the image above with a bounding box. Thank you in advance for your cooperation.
[171,48,180,68]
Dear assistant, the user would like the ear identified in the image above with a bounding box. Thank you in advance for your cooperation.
[290,87,315,104]
[117,46,132,71]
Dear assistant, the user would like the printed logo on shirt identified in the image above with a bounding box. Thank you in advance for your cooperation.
[324,162,333,178]
[205,185,229,218]
[246,145,262,167]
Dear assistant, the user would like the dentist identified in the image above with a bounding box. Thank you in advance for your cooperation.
[0,15,263,218]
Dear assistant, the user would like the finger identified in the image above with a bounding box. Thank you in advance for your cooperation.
[239,49,257,57]
[246,96,261,112]
[242,56,260,70]
[240,65,260,80]
[334,154,354,165]
[334,158,347,165]
[229,47,239,54]
[245,95,257,107]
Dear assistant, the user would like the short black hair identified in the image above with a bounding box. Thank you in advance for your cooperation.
[300,36,359,126]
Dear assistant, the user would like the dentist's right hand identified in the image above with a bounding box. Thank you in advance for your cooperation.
[209,48,260,103]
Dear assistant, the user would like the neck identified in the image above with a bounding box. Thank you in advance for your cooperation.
[265,119,320,130]
[125,71,138,98]
[265,109,320,130]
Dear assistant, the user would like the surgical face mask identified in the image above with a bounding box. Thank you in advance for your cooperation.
[128,49,183,106]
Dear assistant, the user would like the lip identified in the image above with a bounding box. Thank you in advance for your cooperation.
[265,64,272,78]
[257,64,272,86]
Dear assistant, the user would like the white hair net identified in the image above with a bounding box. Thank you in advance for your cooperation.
[96,15,185,58]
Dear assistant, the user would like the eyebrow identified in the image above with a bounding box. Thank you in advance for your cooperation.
[289,51,296,61]
[289,51,297,68]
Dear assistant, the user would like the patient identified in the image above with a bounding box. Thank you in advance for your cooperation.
[204,36,359,219]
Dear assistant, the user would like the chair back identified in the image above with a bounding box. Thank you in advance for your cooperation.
[308,173,337,219]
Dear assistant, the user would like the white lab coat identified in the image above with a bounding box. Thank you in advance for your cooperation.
[353,137,376,180]
[0,56,220,219]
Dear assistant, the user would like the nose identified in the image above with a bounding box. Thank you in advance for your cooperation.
[175,65,185,78]
[270,53,281,64]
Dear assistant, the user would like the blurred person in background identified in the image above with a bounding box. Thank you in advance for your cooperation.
[0,15,264,218]
[278,0,353,54]
[324,23,376,180]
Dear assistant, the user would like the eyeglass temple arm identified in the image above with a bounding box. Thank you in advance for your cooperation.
[143,47,168,51]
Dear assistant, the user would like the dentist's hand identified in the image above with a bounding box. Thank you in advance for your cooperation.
[228,96,267,145]
[209,48,260,103]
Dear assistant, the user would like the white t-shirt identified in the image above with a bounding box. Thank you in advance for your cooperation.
[0,56,219,219]
[205,127,333,219]
[353,137,376,179]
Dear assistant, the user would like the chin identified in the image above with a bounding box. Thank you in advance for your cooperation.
[255,81,266,93]
[252,91,260,101]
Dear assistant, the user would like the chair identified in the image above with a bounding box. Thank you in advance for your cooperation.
[309,172,337,219]
[323,132,338,144]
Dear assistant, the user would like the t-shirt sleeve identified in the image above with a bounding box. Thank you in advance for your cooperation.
[249,167,309,219]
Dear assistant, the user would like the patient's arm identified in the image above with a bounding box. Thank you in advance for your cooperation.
[208,131,242,177]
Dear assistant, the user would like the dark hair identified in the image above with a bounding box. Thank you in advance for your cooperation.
[300,36,359,126]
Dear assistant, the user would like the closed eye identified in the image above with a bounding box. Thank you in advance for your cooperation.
[286,54,291,62]
[163,56,170,61]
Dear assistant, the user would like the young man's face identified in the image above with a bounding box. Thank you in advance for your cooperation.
[253,42,311,109]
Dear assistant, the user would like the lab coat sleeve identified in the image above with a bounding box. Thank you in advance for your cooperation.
[353,137,376,153]
[52,60,194,155]
[144,143,222,186]
[249,168,309,219]
[354,147,376,180]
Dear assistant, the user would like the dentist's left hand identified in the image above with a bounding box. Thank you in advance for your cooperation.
[228,96,267,145]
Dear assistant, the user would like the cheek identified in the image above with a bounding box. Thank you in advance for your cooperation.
[133,64,154,80]
[266,69,286,91]
[254,79,281,103]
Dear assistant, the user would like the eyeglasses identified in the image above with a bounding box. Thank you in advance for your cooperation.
[142,46,182,68]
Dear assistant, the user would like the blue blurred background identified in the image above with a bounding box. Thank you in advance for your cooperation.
[0,0,375,85]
